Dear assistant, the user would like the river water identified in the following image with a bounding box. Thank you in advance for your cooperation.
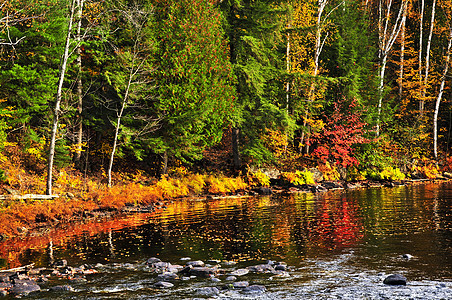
[1,182,452,299]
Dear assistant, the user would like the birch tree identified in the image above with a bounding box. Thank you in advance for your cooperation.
[433,13,452,159]
[73,0,85,167]
[375,0,406,136]
[104,3,155,187]
[299,0,343,153]
[420,0,437,115]
[398,0,407,99]
[46,0,77,195]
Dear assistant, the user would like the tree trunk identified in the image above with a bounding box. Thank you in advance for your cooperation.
[375,0,405,136]
[377,54,388,136]
[420,0,436,115]
[285,22,291,154]
[433,28,452,159]
[107,75,132,188]
[74,0,84,168]
[46,0,77,195]
[300,0,327,153]
[162,150,168,175]
[398,3,406,100]
[418,0,424,112]
[232,127,241,170]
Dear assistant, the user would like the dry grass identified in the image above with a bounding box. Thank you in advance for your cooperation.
[0,146,248,238]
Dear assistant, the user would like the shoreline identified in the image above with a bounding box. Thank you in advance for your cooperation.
[1,176,450,243]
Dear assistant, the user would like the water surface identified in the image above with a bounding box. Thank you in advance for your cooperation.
[1,182,452,299]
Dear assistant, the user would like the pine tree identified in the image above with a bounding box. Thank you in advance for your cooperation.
[219,0,289,168]
[150,0,235,173]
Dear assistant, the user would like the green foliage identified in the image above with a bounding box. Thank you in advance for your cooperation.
[219,0,289,165]
[149,0,235,165]
[0,169,7,183]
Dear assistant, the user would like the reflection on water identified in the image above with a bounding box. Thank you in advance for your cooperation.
[1,182,452,298]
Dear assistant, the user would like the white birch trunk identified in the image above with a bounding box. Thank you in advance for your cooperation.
[375,0,405,136]
[46,0,77,195]
[74,0,84,166]
[107,72,133,188]
[419,0,424,88]
[420,0,436,114]
[399,4,407,99]
[433,29,452,159]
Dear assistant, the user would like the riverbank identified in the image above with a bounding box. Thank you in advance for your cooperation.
[0,164,450,242]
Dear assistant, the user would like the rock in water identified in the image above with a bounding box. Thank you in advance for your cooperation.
[243,285,267,294]
[230,268,249,276]
[49,285,74,292]
[154,281,174,289]
[383,274,407,285]
[189,267,217,278]
[9,284,41,296]
[195,287,219,296]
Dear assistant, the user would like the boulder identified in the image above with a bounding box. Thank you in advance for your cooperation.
[383,274,407,285]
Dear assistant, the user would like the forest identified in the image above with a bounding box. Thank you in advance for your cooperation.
[1,0,452,207]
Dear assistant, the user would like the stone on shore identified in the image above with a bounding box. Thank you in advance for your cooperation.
[383,274,407,285]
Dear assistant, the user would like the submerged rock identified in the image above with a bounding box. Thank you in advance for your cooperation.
[195,286,219,296]
[383,274,407,285]
[243,285,266,293]
[248,264,275,273]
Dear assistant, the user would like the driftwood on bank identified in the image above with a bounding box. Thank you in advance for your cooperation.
[0,263,35,273]
[0,194,59,201]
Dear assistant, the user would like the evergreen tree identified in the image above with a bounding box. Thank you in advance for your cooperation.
[150,0,235,173]
[219,0,289,168]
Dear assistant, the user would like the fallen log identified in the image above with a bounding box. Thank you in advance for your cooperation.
[0,263,35,273]
[0,194,59,201]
